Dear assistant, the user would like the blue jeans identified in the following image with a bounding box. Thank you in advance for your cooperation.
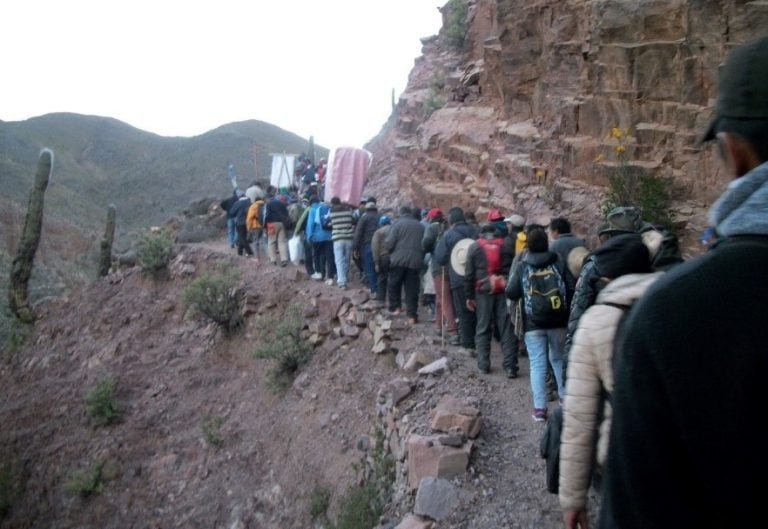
[227,217,237,247]
[333,239,353,286]
[524,328,567,409]
[361,242,377,293]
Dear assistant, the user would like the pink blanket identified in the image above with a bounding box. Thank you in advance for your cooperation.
[325,147,372,205]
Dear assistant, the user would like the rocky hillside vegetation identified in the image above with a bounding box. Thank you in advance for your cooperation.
[365,0,768,251]
[0,115,324,354]
[0,218,583,528]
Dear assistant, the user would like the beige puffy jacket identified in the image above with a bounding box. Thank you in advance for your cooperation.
[558,272,662,511]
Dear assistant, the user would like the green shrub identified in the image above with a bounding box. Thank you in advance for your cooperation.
[253,304,310,392]
[85,377,120,426]
[329,427,394,529]
[424,73,446,115]
[444,0,468,49]
[600,128,676,230]
[64,461,104,498]
[309,485,331,521]
[0,462,21,519]
[331,483,382,529]
[182,266,243,333]
[201,414,224,448]
[135,229,173,274]
[0,312,31,363]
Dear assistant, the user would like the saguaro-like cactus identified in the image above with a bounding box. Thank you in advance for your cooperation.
[9,149,53,323]
[99,204,117,277]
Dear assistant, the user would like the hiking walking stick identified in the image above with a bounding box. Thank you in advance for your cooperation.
[441,267,446,351]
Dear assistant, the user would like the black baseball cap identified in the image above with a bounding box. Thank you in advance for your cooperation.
[701,37,768,144]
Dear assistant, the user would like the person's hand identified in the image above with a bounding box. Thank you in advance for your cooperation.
[466,299,476,312]
[563,508,588,529]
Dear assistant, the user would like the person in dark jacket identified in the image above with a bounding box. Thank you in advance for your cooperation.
[263,191,291,266]
[563,206,682,380]
[434,207,480,352]
[506,227,567,422]
[220,190,240,248]
[464,223,518,376]
[372,215,392,306]
[228,194,253,257]
[385,206,425,323]
[599,36,768,529]
[548,217,587,303]
[353,201,380,294]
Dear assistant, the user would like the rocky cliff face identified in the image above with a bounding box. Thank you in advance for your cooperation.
[365,0,768,250]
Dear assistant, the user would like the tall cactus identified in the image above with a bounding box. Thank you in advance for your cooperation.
[98,204,117,277]
[8,148,53,323]
[308,135,315,164]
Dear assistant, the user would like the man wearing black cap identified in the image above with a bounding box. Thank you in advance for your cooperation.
[600,37,768,529]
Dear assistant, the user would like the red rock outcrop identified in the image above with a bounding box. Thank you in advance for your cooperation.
[365,0,768,251]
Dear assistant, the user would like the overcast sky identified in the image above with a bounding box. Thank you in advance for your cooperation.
[1,0,444,149]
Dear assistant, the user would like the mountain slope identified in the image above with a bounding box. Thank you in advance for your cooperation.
[0,113,326,236]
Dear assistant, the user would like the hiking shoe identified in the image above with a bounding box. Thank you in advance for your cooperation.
[478,367,490,375]
[324,278,334,286]
[311,272,322,280]
[532,408,548,422]
[448,334,461,346]
[280,261,288,267]
[465,348,476,358]
[338,283,347,290]
[388,308,401,316]
[407,316,417,325]
[505,369,518,379]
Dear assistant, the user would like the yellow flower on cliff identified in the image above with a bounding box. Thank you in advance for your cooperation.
[535,168,545,178]
[611,127,622,139]
[593,153,605,162]
[615,144,626,154]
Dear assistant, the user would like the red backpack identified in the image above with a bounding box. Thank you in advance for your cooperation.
[475,237,506,294]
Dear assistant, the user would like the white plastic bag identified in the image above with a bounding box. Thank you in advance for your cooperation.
[288,236,304,265]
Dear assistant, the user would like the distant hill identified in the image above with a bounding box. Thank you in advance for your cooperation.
[0,113,327,237]
[0,113,326,347]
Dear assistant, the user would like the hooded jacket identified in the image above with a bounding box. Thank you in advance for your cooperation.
[564,233,654,373]
[229,196,251,227]
[559,272,662,512]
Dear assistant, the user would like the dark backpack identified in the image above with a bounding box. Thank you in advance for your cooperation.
[522,262,568,328]
[540,406,564,494]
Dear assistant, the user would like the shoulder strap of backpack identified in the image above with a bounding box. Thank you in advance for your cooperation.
[596,302,632,404]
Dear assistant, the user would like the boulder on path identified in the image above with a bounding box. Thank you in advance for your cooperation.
[406,434,472,490]
[394,514,435,529]
[429,396,482,439]
[414,476,465,521]
[417,357,449,376]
